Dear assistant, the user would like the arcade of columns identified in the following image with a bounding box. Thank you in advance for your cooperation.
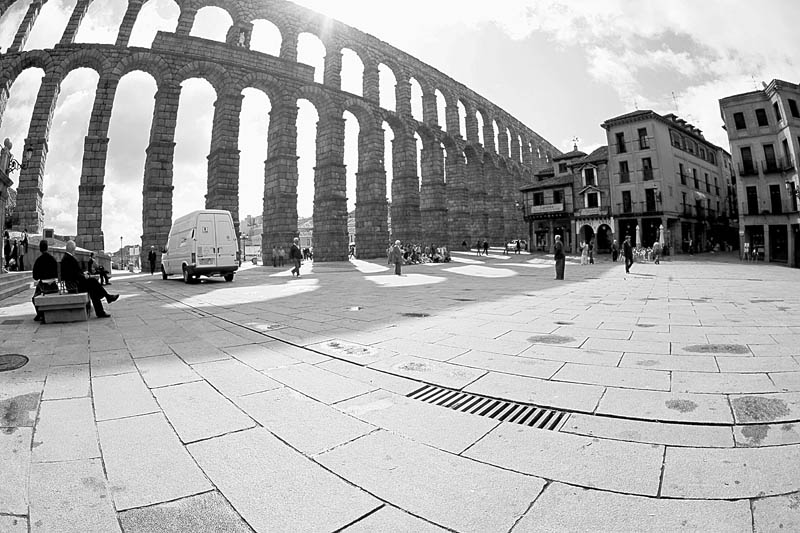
[0,0,559,262]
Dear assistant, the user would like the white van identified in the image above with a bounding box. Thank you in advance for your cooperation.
[161,209,239,283]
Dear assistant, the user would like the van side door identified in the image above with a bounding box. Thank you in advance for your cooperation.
[196,213,217,268]
[214,213,237,267]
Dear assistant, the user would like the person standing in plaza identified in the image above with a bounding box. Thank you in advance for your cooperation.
[388,240,404,275]
[623,235,634,274]
[588,239,595,265]
[271,245,278,267]
[580,241,588,265]
[611,239,619,262]
[483,239,489,256]
[652,240,662,264]
[553,235,565,280]
[148,245,156,275]
[278,245,286,267]
[289,237,302,277]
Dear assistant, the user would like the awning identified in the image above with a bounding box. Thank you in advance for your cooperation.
[694,191,708,200]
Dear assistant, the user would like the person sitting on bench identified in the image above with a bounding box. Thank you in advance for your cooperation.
[60,240,119,318]
[88,252,111,285]
[32,240,59,322]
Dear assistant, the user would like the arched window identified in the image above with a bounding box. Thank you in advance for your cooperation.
[297,33,325,84]
[250,19,281,55]
[189,6,233,42]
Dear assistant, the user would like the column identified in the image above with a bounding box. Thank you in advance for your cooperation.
[9,0,47,53]
[362,61,379,103]
[279,27,299,62]
[419,137,447,245]
[484,158,504,244]
[323,48,342,90]
[76,76,118,252]
[465,150,487,241]
[482,118,496,154]
[464,106,479,145]
[497,127,509,159]
[445,145,469,246]
[421,91,438,126]
[140,84,181,267]
[174,7,197,36]
[205,92,243,235]
[58,0,92,45]
[355,126,389,258]
[510,134,521,163]
[394,76,411,117]
[312,115,348,261]
[445,101,460,137]
[115,0,145,47]
[390,131,420,243]
[262,102,299,253]
[16,74,60,233]
[763,223,770,262]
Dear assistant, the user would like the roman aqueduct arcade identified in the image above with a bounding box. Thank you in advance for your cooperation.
[0,0,560,261]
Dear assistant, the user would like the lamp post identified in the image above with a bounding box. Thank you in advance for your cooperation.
[120,236,123,270]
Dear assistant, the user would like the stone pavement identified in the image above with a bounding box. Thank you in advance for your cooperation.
[1,250,799,532]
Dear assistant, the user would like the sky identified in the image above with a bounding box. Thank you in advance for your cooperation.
[0,0,798,251]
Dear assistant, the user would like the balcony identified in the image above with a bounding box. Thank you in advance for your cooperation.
[678,171,689,185]
[616,202,661,216]
[643,168,654,181]
[619,171,630,183]
[576,206,611,217]
[638,137,650,150]
[738,162,758,177]
[762,158,783,174]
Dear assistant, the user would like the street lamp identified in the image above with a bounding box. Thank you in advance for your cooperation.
[7,146,33,174]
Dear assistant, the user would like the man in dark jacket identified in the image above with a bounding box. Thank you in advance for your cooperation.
[60,240,119,318]
[553,235,565,280]
[148,246,157,275]
[32,240,59,321]
[289,237,303,277]
[623,235,634,274]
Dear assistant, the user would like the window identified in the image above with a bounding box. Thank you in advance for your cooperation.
[621,191,632,213]
[642,157,653,180]
[790,182,798,212]
[699,147,706,160]
[558,162,568,174]
[774,102,782,122]
[638,128,649,149]
[789,99,800,118]
[746,186,759,215]
[671,131,681,147]
[764,144,777,172]
[553,189,563,204]
[692,168,698,188]
[740,146,755,174]
[584,167,596,186]
[682,192,687,212]
[619,161,630,183]
[679,163,686,185]
[755,108,769,127]
[705,173,710,193]
[687,140,695,155]
[709,151,716,165]
[733,112,746,130]
[587,192,599,208]
[616,132,626,153]
[714,177,719,195]
[533,192,544,206]
[770,184,782,214]
[645,188,656,212]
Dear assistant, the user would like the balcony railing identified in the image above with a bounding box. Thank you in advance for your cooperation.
[678,171,688,185]
[616,202,661,216]
[762,158,783,174]
[619,171,630,183]
[643,168,654,181]
[738,162,758,177]
[638,137,650,150]
[576,206,611,217]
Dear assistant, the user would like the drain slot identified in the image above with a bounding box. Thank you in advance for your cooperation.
[407,384,567,430]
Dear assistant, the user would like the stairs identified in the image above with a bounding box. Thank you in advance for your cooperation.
[0,272,32,302]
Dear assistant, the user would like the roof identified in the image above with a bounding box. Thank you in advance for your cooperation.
[552,149,586,162]
[576,146,608,165]
[520,175,574,192]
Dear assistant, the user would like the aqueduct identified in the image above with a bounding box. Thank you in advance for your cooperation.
[0,0,559,262]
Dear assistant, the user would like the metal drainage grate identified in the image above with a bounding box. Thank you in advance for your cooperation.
[407,384,567,430]
[0,354,29,372]
[1,319,23,325]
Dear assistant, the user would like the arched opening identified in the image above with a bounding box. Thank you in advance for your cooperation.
[382,120,395,231]
[492,119,500,154]
[297,32,325,84]
[43,68,100,236]
[517,134,524,162]
[74,0,127,44]
[249,19,281,56]
[129,0,180,48]
[237,87,271,250]
[340,48,363,96]
[103,70,157,251]
[414,132,422,191]
[476,111,484,146]
[378,63,396,112]
[0,2,32,51]
[172,78,215,220]
[506,127,513,159]
[596,224,613,253]
[189,6,232,42]
[23,0,72,50]
[343,110,359,246]
[441,141,447,184]
[296,98,319,223]
[0,67,44,163]
[434,89,446,130]
[579,224,595,249]
[457,99,467,138]
[409,77,423,122]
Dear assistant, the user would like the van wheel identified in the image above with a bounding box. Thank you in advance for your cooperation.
[161,266,168,280]
[182,267,191,284]
[224,273,234,282]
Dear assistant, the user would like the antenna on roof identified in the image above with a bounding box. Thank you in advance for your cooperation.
[751,75,759,91]
[671,91,679,113]
[571,137,579,151]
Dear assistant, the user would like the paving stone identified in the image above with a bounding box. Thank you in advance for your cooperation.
[730,392,800,424]
[770,371,800,392]
[717,356,800,373]
[674,343,752,356]
[343,505,448,533]
[563,413,735,447]
[336,389,498,454]
[125,338,173,359]
[153,381,255,443]
[29,459,119,533]
[318,429,546,532]
[447,350,563,379]
[118,491,253,533]
[42,364,90,399]
[553,362,670,390]
[436,333,532,355]
[235,387,374,455]
[0,380,41,426]
[672,371,778,394]
[464,372,604,413]
[191,358,282,396]
[53,342,90,365]
[90,348,137,377]
[583,337,671,354]
[189,428,380,532]
[597,388,733,424]
[261,341,332,364]
[464,423,663,496]
[752,492,800,533]
[517,482,752,532]
[372,337,469,362]
[169,340,230,364]
[662,444,800,498]
[92,372,159,421]
[0,427,31,514]
[134,354,202,389]
[317,358,423,395]
[32,397,99,462]
[265,362,376,404]
[555,326,633,340]
[0,516,27,533]
[619,352,718,372]
[223,342,299,370]
[98,413,212,511]
[734,422,800,447]
[305,338,396,365]
[368,355,487,389]
[519,344,623,366]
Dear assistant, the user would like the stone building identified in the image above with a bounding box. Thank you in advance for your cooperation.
[602,110,735,253]
[719,79,800,266]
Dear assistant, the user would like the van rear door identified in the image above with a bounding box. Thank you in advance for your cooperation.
[196,213,217,268]
[214,213,237,268]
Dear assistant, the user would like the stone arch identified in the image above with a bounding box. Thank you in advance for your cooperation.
[173,60,229,96]
[292,84,337,119]
[185,0,243,24]
[110,53,171,87]
[53,49,113,81]
[341,96,380,132]
[238,71,284,104]
[189,5,234,41]
[297,31,326,83]
[249,18,282,55]
[0,49,54,86]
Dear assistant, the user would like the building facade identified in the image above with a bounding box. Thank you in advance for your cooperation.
[602,110,735,254]
[719,79,800,267]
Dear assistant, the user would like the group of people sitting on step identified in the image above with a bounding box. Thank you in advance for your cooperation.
[32,239,120,321]
[389,243,451,265]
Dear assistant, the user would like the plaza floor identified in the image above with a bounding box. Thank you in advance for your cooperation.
[1,250,799,532]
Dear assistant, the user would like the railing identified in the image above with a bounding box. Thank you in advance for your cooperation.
[616,202,661,216]
[638,137,650,150]
[619,171,630,183]
[762,158,785,174]
[678,171,688,185]
[738,162,758,177]
[576,206,611,217]
[643,168,654,181]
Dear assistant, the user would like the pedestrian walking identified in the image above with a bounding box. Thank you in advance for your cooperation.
[278,246,286,267]
[623,235,634,274]
[515,240,521,254]
[148,246,157,275]
[271,246,278,267]
[388,240,404,275]
[588,239,595,265]
[553,235,565,280]
[611,239,619,262]
[652,241,662,264]
[580,241,588,265]
[483,239,489,256]
[289,238,302,277]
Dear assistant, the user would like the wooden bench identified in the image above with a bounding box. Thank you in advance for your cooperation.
[34,293,91,323]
